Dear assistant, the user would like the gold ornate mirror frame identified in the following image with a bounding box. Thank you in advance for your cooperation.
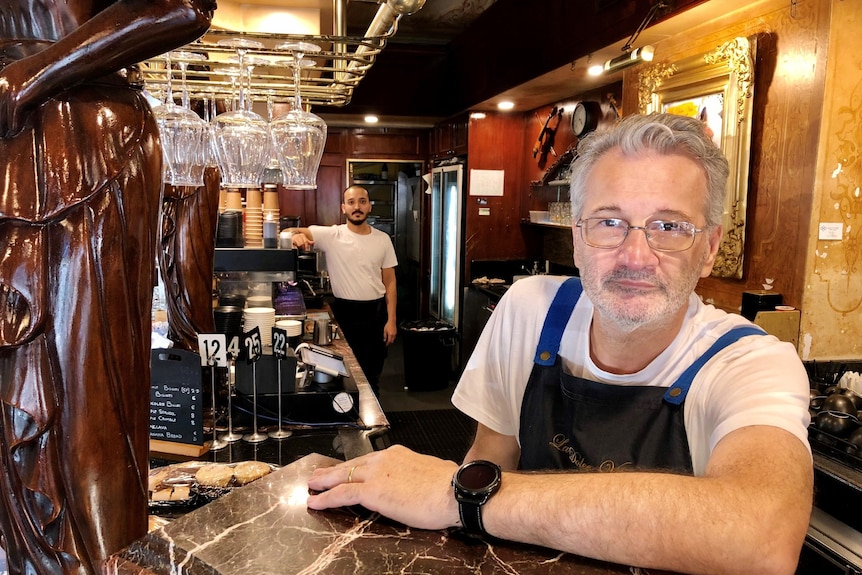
[638,36,756,279]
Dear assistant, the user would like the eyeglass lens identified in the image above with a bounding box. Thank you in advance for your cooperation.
[579,218,698,252]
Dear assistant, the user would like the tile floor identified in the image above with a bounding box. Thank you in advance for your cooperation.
[376,336,458,413]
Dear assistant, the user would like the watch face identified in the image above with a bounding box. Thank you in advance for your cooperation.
[455,460,501,493]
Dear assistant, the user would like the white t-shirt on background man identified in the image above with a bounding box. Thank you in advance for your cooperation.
[309,224,397,301]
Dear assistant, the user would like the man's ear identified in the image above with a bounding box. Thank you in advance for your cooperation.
[700,225,723,278]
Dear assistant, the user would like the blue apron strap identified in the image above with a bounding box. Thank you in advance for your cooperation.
[534,277,583,366]
[663,325,767,405]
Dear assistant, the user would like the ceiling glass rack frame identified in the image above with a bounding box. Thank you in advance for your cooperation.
[139,27,393,109]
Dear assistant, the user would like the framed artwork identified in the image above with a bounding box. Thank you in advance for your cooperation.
[638,36,756,279]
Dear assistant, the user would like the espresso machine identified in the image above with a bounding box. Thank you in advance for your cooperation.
[295,248,331,308]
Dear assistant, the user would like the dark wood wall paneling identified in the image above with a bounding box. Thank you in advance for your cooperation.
[462,113,528,282]
[520,86,622,270]
[278,127,428,228]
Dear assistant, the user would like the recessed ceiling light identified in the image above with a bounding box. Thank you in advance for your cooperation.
[497,101,515,111]
[587,64,604,76]
[364,115,379,124]
[469,112,487,119]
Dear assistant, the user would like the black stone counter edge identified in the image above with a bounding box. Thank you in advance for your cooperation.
[106,453,665,575]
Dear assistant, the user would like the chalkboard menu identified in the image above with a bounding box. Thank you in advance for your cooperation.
[150,348,204,445]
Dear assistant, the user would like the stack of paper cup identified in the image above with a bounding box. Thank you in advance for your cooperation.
[218,188,228,213]
[225,188,243,211]
[275,319,304,348]
[246,294,272,308]
[263,183,280,218]
[243,307,275,348]
[244,188,263,248]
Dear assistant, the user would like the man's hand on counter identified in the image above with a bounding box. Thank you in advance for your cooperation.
[306,445,460,531]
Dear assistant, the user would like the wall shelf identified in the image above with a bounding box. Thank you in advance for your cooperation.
[522,220,571,229]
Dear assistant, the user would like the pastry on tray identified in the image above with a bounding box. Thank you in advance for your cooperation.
[148,460,276,508]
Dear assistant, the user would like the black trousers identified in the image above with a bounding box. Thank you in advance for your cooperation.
[329,297,388,395]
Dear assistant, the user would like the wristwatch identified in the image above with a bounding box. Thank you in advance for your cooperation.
[452,460,502,537]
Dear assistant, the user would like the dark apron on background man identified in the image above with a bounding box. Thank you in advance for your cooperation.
[518,278,764,472]
[330,297,388,395]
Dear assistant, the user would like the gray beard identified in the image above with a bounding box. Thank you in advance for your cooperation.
[580,265,701,334]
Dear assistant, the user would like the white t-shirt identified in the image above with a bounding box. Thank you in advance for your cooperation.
[451,275,811,476]
[309,224,397,301]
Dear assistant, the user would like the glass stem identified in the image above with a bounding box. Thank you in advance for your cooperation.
[164,53,173,105]
[180,62,190,109]
[292,52,304,111]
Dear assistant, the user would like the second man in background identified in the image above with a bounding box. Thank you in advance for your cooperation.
[290,186,398,395]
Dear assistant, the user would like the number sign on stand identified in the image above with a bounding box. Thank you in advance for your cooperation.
[197,334,228,450]
[241,326,268,443]
[269,325,292,439]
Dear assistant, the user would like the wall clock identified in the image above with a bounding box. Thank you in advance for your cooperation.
[571,101,602,137]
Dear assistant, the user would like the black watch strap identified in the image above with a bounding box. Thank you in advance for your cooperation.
[457,499,486,536]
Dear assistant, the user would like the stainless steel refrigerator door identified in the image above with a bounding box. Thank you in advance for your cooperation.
[430,164,464,327]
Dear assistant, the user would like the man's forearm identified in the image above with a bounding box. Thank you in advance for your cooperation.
[483,429,811,575]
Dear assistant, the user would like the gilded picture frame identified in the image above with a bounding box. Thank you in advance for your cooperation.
[638,36,756,279]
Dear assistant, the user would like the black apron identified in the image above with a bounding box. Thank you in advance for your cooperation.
[518,277,764,473]
[329,297,388,393]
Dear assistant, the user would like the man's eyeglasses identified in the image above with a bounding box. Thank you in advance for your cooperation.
[576,218,705,252]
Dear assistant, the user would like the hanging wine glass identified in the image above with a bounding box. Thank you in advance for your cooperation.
[211,38,270,189]
[153,50,208,187]
[190,90,219,185]
[261,91,284,186]
[271,42,327,190]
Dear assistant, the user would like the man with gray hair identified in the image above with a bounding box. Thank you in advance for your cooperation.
[307,114,812,575]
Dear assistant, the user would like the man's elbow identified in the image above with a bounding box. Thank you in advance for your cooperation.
[740,505,811,575]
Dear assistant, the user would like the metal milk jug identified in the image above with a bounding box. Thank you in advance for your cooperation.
[313,318,332,345]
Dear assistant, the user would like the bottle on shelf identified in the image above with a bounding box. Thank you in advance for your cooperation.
[381,163,388,180]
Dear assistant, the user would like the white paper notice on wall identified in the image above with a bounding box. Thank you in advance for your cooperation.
[469,169,505,196]
[818,222,843,240]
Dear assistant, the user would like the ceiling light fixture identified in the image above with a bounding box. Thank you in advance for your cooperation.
[364,115,379,124]
[594,1,666,76]
[469,112,487,120]
[497,101,515,111]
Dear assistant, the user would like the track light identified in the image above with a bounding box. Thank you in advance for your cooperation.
[589,1,665,77]
[597,45,655,75]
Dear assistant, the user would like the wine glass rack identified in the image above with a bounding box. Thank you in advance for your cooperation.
[139,27,391,109]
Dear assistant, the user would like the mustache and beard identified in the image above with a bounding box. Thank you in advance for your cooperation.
[579,255,708,333]
[346,209,368,224]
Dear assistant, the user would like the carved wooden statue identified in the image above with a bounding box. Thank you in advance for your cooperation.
[160,168,221,352]
[0,1,214,573]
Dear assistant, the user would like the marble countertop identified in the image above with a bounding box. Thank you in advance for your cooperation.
[107,453,660,575]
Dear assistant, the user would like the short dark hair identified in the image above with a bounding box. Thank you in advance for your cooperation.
[343,186,369,202]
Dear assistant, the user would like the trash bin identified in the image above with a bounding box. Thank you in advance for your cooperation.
[400,320,457,391]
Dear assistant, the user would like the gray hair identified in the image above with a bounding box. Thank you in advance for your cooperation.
[569,113,730,227]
